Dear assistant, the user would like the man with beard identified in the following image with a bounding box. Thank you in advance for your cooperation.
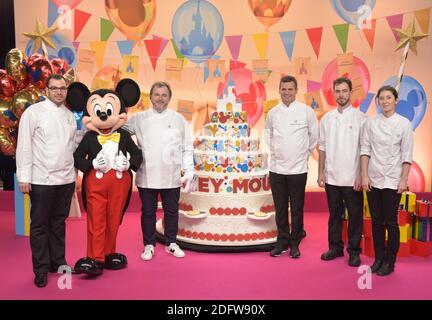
[317,77,367,267]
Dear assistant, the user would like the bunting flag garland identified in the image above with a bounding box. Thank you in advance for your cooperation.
[332,23,349,53]
[386,13,404,42]
[74,9,91,40]
[225,35,243,61]
[252,33,269,59]
[362,19,377,50]
[306,27,323,59]
[100,18,115,41]
[279,31,296,61]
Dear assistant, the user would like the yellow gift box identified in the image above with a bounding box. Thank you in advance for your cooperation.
[399,191,416,213]
[385,224,412,243]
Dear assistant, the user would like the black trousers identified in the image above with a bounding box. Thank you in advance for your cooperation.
[325,184,363,254]
[29,183,75,275]
[367,187,401,264]
[269,172,307,247]
[138,187,180,246]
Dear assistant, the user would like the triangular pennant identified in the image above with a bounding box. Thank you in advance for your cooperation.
[306,27,323,59]
[48,0,59,27]
[359,92,375,114]
[171,39,185,59]
[307,80,321,93]
[204,55,221,83]
[144,39,162,71]
[74,9,92,41]
[72,41,80,51]
[116,40,134,56]
[89,41,108,69]
[279,31,296,62]
[230,59,247,70]
[100,18,115,41]
[252,33,269,59]
[152,35,169,56]
[414,8,431,34]
[386,14,404,43]
[362,19,377,50]
[332,24,349,53]
[225,35,243,60]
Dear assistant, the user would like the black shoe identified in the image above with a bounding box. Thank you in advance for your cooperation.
[74,257,104,276]
[104,253,128,270]
[348,253,361,267]
[270,245,288,257]
[289,245,301,259]
[34,274,48,288]
[321,250,344,261]
[370,259,384,273]
[376,263,394,276]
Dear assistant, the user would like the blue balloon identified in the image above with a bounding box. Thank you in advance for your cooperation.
[25,33,77,68]
[331,0,376,26]
[376,75,427,130]
[172,0,224,64]
[73,111,83,130]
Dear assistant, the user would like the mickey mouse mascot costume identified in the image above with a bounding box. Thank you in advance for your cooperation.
[67,79,143,276]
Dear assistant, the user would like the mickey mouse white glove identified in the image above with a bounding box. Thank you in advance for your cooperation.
[92,150,109,172]
[180,171,197,193]
[114,151,130,172]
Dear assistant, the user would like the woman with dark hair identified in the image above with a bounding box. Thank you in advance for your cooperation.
[360,85,413,276]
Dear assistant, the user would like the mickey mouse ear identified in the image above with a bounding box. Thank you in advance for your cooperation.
[116,79,141,108]
[66,82,90,112]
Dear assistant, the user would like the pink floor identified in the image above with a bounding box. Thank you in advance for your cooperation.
[1,205,431,299]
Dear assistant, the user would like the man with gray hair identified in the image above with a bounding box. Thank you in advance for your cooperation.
[124,81,195,261]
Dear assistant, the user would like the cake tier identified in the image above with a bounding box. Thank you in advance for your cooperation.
[196,171,270,194]
[175,192,277,246]
[204,122,250,138]
[194,151,268,173]
[194,137,259,153]
[210,111,247,124]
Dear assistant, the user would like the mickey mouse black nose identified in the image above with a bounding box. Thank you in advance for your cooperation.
[99,112,108,121]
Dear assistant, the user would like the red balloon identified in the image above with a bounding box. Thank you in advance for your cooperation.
[0,69,17,98]
[321,56,370,108]
[407,161,425,192]
[27,54,53,90]
[217,68,266,127]
[51,58,70,76]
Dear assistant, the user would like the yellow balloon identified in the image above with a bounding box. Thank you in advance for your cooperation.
[5,48,28,86]
[0,128,16,156]
[0,99,17,129]
[11,87,44,119]
[105,0,156,41]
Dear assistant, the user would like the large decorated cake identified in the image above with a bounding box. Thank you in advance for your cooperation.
[156,76,277,251]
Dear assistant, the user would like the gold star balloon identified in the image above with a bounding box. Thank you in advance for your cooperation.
[393,21,428,55]
[23,18,58,55]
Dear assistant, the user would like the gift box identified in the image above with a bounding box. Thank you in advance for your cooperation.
[399,191,416,212]
[416,200,431,218]
[410,239,432,257]
[363,191,370,218]
[412,217,431,242]
[399,224,412,243]
[342,219,348,243]
[14,175,31,236]
[363,218,372,237]
[398,210,412,225]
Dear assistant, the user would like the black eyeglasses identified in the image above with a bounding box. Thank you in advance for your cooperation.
[48,87,68,92]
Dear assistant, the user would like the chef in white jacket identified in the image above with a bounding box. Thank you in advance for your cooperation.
[124,81,195,261]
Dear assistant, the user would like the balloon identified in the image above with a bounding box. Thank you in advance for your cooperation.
[321,56,370,108]
[63,68,76,86]
[0,70,17,98]
[331,0,376,26]
[172,0,224,64]
[11,87,45,119]
[217,67,266,127]
[105,0,156,41]
[248,0,292,28]
[26,54,53,90]
[407,161,426,193]
[376,75,427,131]
[0,128,16,156]
[51,58,70,75]
[51,0,82,9]
[5,49,28,88]
[26,33,77,68]
[0,99,18,129]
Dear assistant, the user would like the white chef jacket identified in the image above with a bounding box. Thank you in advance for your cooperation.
[265,101,318,175]
[319,106,367,186]
[123,108,194,189]
[16,99,77,185]
[360,113,413,190]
